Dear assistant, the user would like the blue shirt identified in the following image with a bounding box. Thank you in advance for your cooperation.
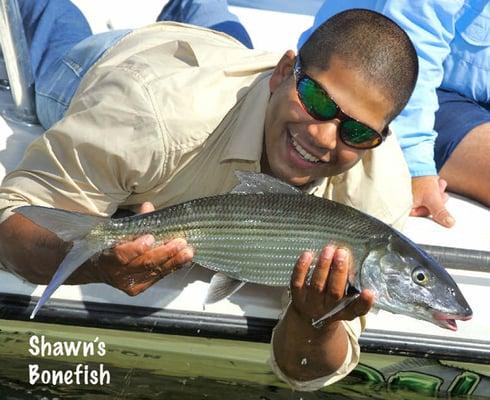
[299,0,490,177]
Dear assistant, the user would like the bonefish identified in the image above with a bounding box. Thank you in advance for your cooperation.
[15,171,472,328]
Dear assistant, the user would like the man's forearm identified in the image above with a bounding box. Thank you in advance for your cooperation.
[272,305,349,382]
[0,214,99,284]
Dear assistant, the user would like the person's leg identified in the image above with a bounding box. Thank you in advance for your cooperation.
[19,0,92,81]
[35,29,131,129]
[19,0,131,129]
[434,89,490,206]
[157,0,253,49]
[439,123,490,206]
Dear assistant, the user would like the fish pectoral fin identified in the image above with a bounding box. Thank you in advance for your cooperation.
[204,273,245,304]
[311,294,360,328]
[370,306,380,315]
[231,171,301,194]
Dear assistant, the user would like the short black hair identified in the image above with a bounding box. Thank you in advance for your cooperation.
[299,9,418,122]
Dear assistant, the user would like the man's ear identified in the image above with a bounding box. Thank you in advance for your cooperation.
[269,50,296,93]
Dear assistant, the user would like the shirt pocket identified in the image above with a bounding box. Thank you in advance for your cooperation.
[451,4,490,69]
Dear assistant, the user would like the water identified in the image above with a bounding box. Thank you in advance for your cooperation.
[2,360,489,400]
[1,357,488,400]
[1,320,488,400]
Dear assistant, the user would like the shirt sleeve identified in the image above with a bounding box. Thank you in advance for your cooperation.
[0,66,166,221]
[268,302,364,391]
[380,0,465,177]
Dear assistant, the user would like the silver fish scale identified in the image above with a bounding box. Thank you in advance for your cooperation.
[105,193,391,286]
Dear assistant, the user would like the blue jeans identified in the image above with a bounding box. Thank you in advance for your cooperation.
[19,0,252,129]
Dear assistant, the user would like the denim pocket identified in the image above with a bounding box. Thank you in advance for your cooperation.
[35,29,131,128]
[61,30,132,78]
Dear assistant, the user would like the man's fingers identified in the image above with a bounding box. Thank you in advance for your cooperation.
[412,202,455,227]
[413,176,455,227]
[113,235,155,264]
[123,246,194,296]
[438,178,448,194]
[103,236,192,297]
[410,205,430,217]
[310,245,335,293]
[354,290,375,316]
[139,202,156,214]
[324,248,349,304]
[336,289,375,321]
[126,238,191,271]
[410,176,455,227]
[160,246,194,275]
[290,251,313,303]
[120,278,154,297]
[307,246,335,314]
[431,205,455,228]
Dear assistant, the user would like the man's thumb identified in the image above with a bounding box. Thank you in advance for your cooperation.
[432,206,455,228]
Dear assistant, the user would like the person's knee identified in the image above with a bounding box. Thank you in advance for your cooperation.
[210,21,253,48]
[440,122,490,205]
[157,0,252,48]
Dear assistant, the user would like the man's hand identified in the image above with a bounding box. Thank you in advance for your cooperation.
[410,176,455,228]
[290,245,373,324]
[272,245,374,383]
[0,202,193,293]
[90,202,194,296]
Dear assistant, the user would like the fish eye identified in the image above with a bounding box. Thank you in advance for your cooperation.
[412,267,429,286]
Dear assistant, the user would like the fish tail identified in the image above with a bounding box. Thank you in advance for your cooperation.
[30,239,105,319]
[14,205,108,319]
[14,205,107,242]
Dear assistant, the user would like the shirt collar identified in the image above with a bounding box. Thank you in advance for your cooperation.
[219,70,328,193]
[220,71,272,163]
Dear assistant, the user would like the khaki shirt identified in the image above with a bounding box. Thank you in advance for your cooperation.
[0,22,411,389]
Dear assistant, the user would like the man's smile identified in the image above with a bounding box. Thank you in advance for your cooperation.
[288,129,330,166]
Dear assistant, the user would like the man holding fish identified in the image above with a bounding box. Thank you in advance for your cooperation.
[0,0,428,391]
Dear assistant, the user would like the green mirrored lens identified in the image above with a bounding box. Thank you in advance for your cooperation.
[298,78,337,120]
[341,120,381,148]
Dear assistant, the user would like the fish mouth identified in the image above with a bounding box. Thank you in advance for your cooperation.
[433,311,472,331]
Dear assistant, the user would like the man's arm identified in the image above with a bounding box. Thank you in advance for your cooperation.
[0,213,71,284]
[0,203,193,296]
[272,246,374,387]
[300,0,461,227]
[0,59,185,290]
[382,0,465,227]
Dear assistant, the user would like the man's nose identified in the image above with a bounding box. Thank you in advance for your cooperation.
[307,120,340,150]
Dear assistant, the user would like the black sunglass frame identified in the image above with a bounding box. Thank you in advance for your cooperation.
[293,56,390,149]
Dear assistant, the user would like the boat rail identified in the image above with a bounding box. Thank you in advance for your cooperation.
[0,0,37,124]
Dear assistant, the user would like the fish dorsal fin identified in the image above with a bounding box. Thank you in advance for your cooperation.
[204,273,245,304]
[231,171,301,194]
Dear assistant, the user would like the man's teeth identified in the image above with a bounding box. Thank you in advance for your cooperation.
[291,136,320,163]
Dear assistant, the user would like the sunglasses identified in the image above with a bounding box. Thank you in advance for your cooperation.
[293,56,389,149]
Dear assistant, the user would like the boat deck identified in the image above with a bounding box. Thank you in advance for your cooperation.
[0,0,489,371]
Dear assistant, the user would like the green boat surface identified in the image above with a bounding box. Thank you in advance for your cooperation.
[1,319,489,399]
